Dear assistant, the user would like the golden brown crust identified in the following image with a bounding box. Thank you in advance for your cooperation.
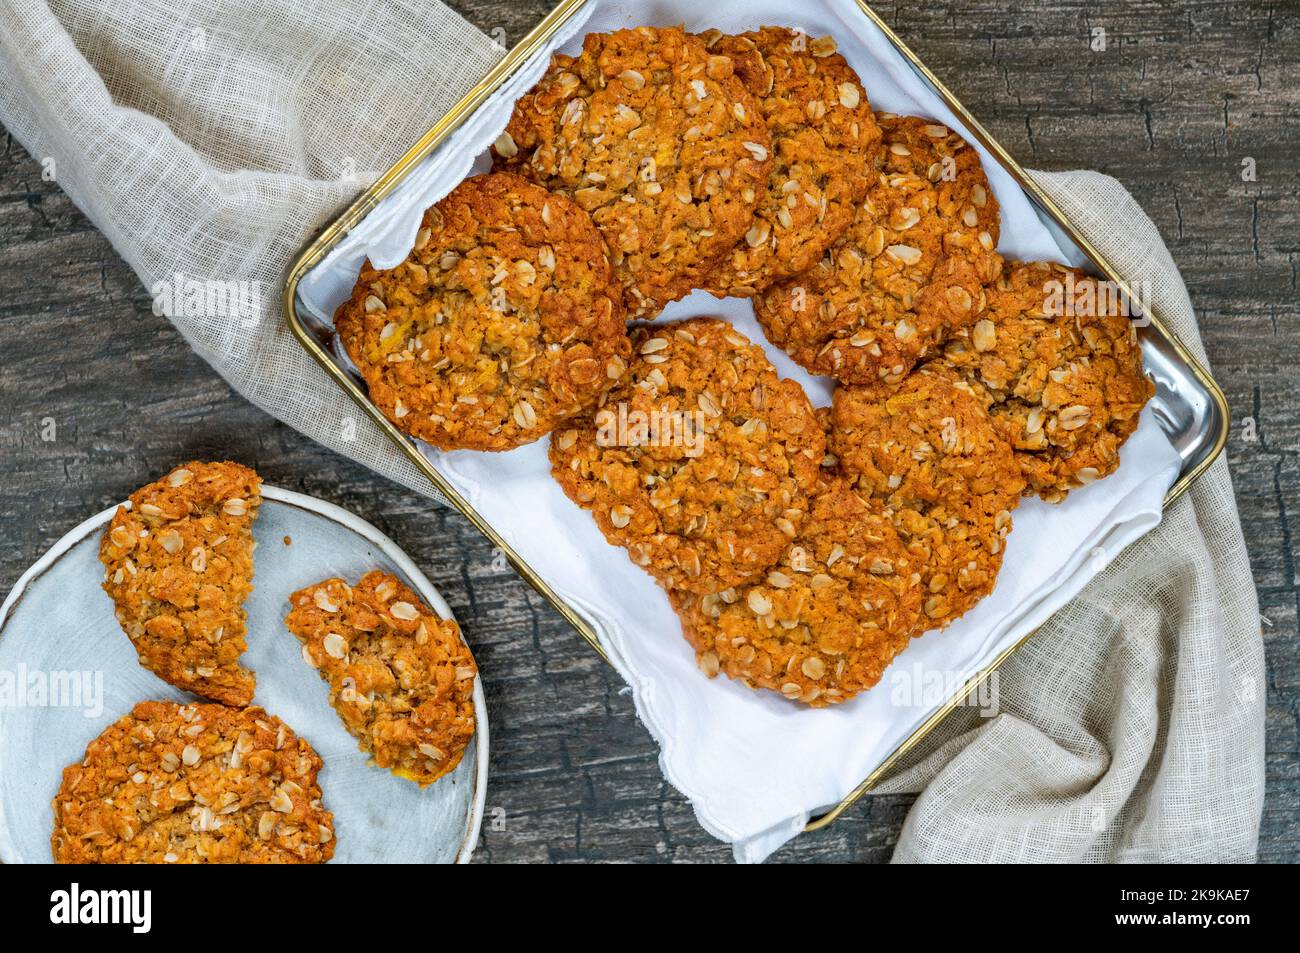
[672,479,922,706]
[493,26,772,318]
[697,28,880,297]
[939,260,1156,500]
[754,114,1001,387]
[51,701,334,864]
[334,172,630,452]
[831,366,1024,630]
[284,571,477,787]
[99,461,260,707]
[550,317,825,594]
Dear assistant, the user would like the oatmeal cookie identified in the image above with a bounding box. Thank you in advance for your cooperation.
[493,26,771,318]
[671,479,922,706]
[940,260,1155,500]
[696,28,880,297]
[51,701,334,864]
[334,172,630,452]
[831,366,1024,630]
[285,571,477,787]
[755,114,1001,386]
[99,461,260,707]
[550,317,825,594]
[813,404,841,479]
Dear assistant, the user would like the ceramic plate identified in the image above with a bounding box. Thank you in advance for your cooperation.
[0,485,488,863]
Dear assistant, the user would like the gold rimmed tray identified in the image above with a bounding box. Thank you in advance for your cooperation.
[282,0,1228,836]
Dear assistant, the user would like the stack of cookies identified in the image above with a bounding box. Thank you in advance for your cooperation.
[333,24,1155,708]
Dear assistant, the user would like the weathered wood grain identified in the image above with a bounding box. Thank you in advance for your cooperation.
[0,0,1294,862]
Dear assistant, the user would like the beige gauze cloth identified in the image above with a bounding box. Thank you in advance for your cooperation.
[0,0,1265,861]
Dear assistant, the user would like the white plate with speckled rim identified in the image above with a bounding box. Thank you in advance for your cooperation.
[0,484,488,864]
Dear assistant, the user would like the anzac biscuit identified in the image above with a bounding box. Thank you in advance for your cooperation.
[831,366,1024,630]
[697,28,880,297]
[493,26,771,317]
[285,571,477,787]
[671,480,922,706]
[940,260,1155,500]
[755,114,1001,386]
[550,317,825,594]
[51,701,334,864]
[813,404,841,479]
[334,172,630,452]
[99,461,260,706]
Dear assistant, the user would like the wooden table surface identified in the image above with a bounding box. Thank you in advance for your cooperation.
[1,0,1294,862]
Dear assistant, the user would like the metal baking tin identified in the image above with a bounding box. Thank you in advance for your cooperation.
[282,0,1230,835]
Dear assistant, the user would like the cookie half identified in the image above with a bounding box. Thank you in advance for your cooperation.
[51,701,334,864]
[755,114,1001,386]
[493,26,771,317]
[334,172,630,452]
[550,317,825,594]
[697,28,880,297]
[672,479,922,706]
[940,260,1155,500]
[285,571,477,787]
[99,461,260,706]
[831,366,1024,630]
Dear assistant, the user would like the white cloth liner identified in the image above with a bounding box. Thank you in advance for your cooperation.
[293,0,1183,860]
